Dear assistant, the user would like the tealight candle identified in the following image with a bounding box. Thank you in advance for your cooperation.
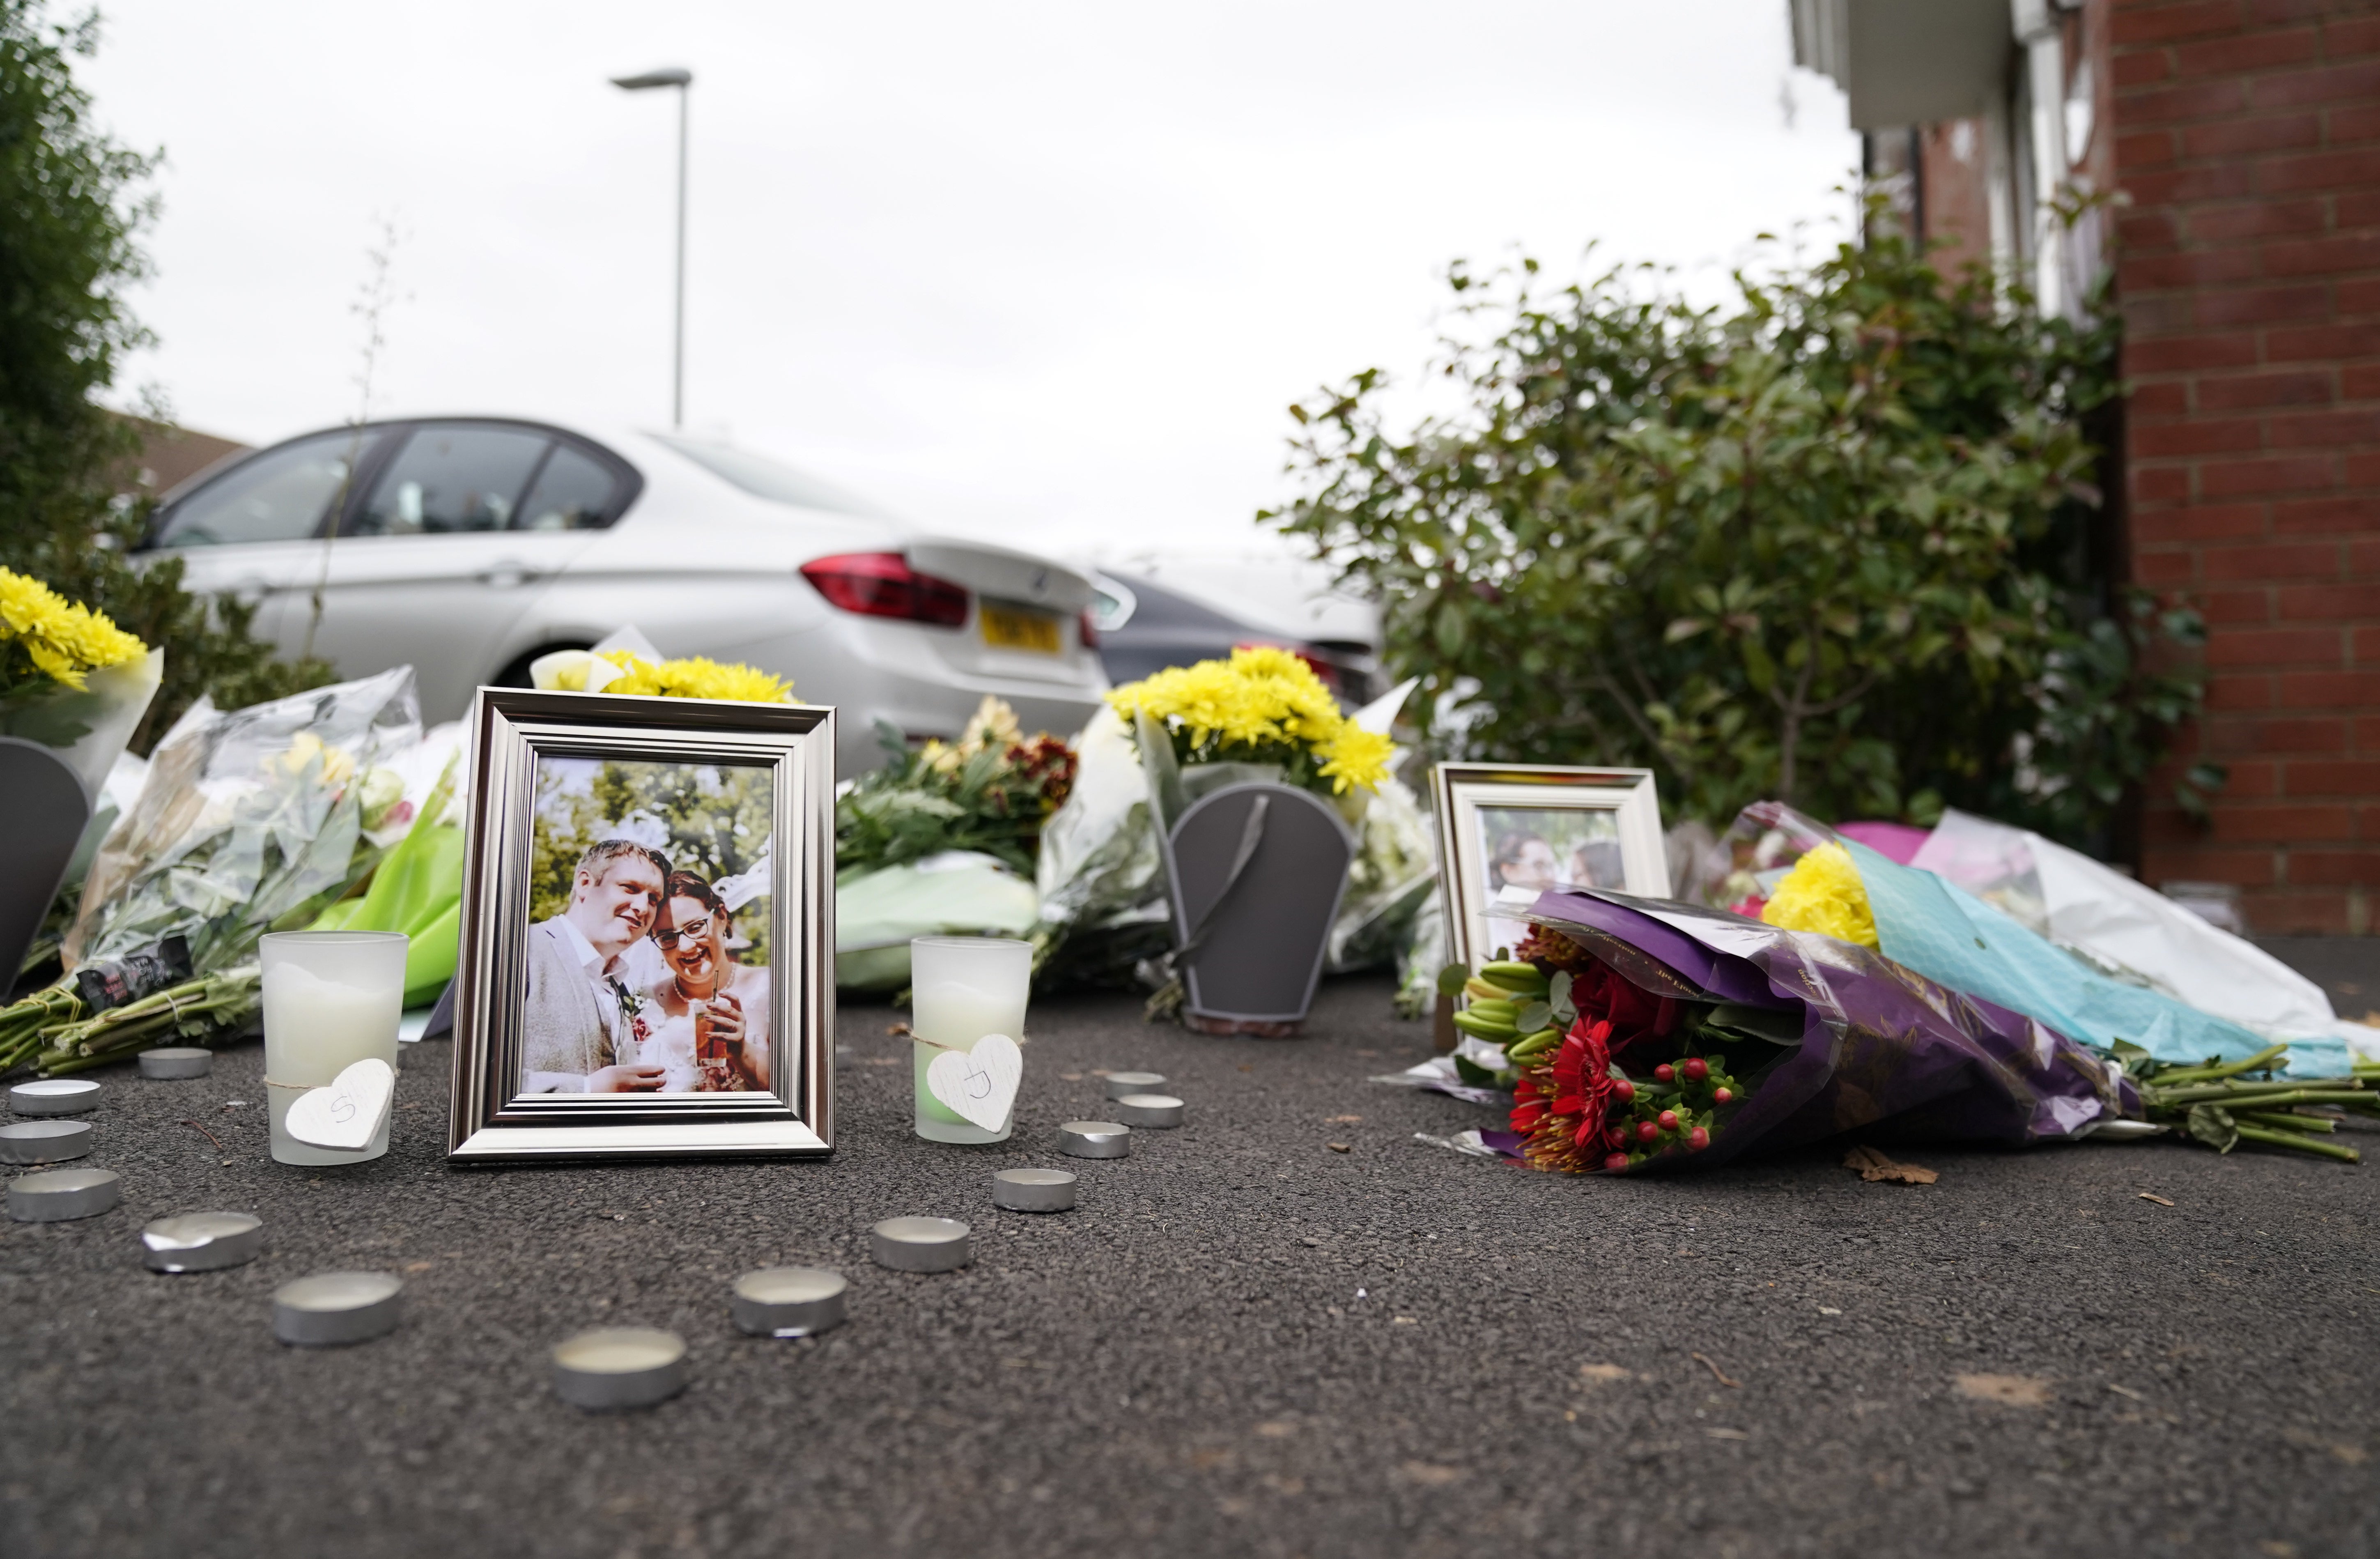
[272,1271,404,1346]
[260,931,406,1166]
[1057,1120,1131,1159]
[553,1327,688,1410]
[1103,1072,1167,1100]
[1115,1094,1185,1129]
[142,1212,264,1273]
[910,937,1031,1144]
[9,1079,100,1117]
[0,1120,92,1165]
[992,1167,1077,1212]
[7,1166,119,1222]
[731,1267,847,1337]
[139,1047,213,1080]
[871,1216,972,1272]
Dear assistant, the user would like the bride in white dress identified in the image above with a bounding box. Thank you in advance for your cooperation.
[641,871,770,1093]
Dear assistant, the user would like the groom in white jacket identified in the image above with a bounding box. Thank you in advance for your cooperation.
[520,838,672,1093]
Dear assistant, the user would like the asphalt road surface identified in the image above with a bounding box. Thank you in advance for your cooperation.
[2,974,2374,1559]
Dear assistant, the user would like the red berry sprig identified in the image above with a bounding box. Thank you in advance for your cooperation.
[1596,1047,1745,1173]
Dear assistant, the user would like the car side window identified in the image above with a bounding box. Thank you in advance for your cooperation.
[515,444,620,531]
[349,425,550,536]
[150,429,380,548]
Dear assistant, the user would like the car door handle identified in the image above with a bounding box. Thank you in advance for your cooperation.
[477,564,539,589]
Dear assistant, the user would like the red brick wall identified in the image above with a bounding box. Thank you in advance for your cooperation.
[2114,0,2380,933]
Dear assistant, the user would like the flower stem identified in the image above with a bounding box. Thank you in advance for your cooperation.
[2154,1044,2291,1087]
[2233,1124,2360,1163]
[2236,1110,2335,1135]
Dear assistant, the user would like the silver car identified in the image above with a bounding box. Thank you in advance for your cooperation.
[141,415,1110,775]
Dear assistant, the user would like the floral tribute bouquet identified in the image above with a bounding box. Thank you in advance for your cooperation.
[838,697,1077,878]
[0,566,162,798]
[834,698,1078,991]
[1033,650,1411,996]
[1108,644,1393,807]
[0,667,425,1078]
[1461,888,2138,1175]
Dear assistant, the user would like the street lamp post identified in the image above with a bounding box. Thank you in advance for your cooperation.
[610,66,693,428]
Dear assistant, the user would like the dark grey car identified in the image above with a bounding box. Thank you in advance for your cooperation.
[1089,571,1376,704]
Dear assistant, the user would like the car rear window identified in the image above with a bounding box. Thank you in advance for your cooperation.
[517,444,621,531]
[650,435,888,518]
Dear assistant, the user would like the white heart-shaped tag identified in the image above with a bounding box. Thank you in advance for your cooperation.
[926,1033,1022,1132]
[283,1058,396,1152]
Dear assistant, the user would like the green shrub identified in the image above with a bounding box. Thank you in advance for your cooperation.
[1267,213,2212,851]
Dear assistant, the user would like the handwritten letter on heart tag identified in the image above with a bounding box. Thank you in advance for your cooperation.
[926,1033,1022,1132]
[284,1058,396,1151]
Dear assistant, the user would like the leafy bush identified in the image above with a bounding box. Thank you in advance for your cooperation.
[1267,214,2211,850]
[0,2,326,751]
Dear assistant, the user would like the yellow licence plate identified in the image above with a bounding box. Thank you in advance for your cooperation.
[981,602,1062,653]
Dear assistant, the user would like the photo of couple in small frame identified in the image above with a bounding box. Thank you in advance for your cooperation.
[447,688,835,1161]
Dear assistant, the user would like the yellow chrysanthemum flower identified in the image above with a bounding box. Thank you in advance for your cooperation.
[1107,645,1388,795]
[1315,720,1394,795]
[598,651,795,704]
[1760,842,1880,949]
[0,567,148,692]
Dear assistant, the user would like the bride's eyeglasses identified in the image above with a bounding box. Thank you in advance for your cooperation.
[654,915,714,949]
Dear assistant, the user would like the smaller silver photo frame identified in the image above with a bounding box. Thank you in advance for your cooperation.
[448,688,835,1162]
[1431,763,1670,973]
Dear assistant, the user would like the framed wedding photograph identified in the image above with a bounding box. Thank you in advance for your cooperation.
[1431,763,1670,973]
[448,688,836,1161]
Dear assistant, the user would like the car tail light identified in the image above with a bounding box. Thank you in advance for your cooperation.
[1233,639,1340,692]
[800,552,969,628]
[1078,609,1100,650]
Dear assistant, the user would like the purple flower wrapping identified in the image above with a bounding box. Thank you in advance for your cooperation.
[1525,888,2139,1172]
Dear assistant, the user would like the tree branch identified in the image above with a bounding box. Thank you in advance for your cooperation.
[1592,670,1697,786]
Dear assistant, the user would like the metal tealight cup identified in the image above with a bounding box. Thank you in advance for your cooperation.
[1102,1071,1167,1100]
[139,1048,214,1080]
[1057,1120,1131,1159]
[553,1327,689,1410]
[8,1166,120,1222]
[992,1167,1077,1212]
[273,1271,404,1346]
[143,1212,265,1273]
[9,1079,101,1117]
[871,1216,972,1272]
[731,1267,847,1337]
[0,1120,92,1166]
[1114,1094,1184,1128]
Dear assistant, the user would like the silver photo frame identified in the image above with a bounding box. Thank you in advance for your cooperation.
[1431,763,1669,974]
[448,688,836,1161]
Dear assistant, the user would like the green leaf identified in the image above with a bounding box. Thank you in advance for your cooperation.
[2185,1104,2239,1154]
[1741,638,1776,694]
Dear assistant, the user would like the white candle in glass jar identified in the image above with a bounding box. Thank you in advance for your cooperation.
[261,932,407,1166]
[910,937,1029,1144]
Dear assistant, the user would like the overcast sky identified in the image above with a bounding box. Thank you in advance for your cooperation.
[83,0,1859,561]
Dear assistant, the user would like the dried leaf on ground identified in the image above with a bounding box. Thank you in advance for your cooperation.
[2137,1192,2175,1207]
[1326,1142,1351,1153]
[1955,1373,2051,1406]
[1845,1145,1939,1184]
[1578,1363,1631,1384]
[1692,1351,1741,1388]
